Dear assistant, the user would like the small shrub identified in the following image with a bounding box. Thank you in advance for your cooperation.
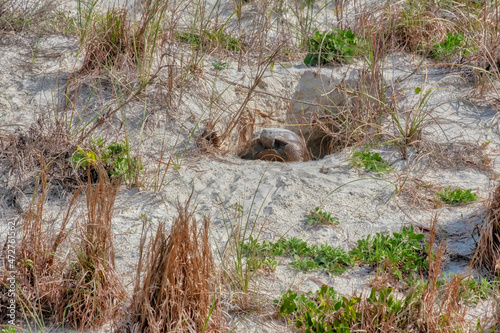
[437,186,477,205]
[304,29,360,66]
[349,226,428,278]
[351,149,390,173]
[430,32,470,60]
[305,207,339,225]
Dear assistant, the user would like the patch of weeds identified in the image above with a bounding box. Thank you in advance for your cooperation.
[177,30,242,52]
[351,149,390,173]
[0,0,58,33]
[350,226,428,279]
[71,137,142,180]
[243,237,353,275]
[430,32,470,60]
[212,60,229,71]
[305,207,339,226]
[275,285,341,330]
[437,274,495,305]
[304,29,361,66]
[436,186,477,205]
[177,31,202,45]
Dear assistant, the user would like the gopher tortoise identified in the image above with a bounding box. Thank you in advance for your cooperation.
[239,128,310,162]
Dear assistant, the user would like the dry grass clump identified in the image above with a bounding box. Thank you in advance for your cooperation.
[425,140,493,172]
[0,165,79,325]
[473,182,500,273]
[196,121,222,153]
[400,179,443,210]
[58,171,126,329]
[80,8,136,73]
[120,198,221,332]
[391,2,452,54]
[1,165,127,330]
[0,0,58,34]
[78,0,166,75]
[0,119,80,193]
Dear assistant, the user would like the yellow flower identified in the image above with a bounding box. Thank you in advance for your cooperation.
[77,146,97,165]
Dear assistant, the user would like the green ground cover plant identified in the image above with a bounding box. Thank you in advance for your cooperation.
[304,29,361,66]
[243,226,429,278]
[275,286,414,332]
[177,30,241,52]
[349,226,428,279]
[350,149,390,173]
[430,32,470,60]
[71,138,141,180]
[437,186,477,205]
[305,207,339,225]
[243,237,353,275]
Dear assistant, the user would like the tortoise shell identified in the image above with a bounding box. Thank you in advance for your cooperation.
[239,128,310,162]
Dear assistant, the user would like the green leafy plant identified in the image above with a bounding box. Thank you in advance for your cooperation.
[349,226,428,279]
[177,30,241,52]
[247,257,278,272]
[430,32,470,59]
[275,285,343,331]
[71,138,142,180]
[388,86,435,160]
[243,237,353,275]
[437,186,477,205]
[351,149,390,173]
[306,207,339,225]
[275,286,409,331]
[212,60,229,70]
[304,29,360,66]
[1,326,16,333]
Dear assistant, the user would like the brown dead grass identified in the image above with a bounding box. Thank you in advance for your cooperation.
[0,0,58,34]
[78,0,166,75]
[58,170,126,329]
[0,119,79,192]
[473,181,500,274]
[120,196,221,332]
[0,162,80,325]
[424,140,493,173]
